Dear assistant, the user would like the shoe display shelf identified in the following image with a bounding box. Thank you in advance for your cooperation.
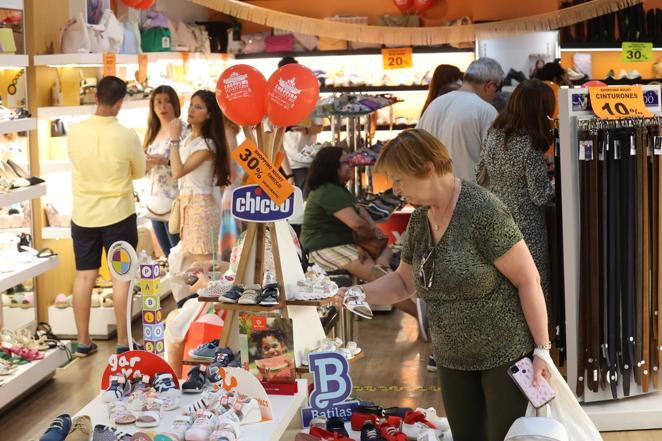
[47,273,172,339]
[33,52,231,68]
[0,117,36,135]
[37,99,151,119]
[74,378,307,441]
[0,0,23,10]
[0,342,72,411]
[1,304,35,329]
[0,255,57,294]
[0,182,45,208]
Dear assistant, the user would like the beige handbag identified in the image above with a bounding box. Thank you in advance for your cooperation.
[168,197,180,235]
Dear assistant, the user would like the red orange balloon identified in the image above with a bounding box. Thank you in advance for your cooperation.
[582,80,607,88]
[216,64,267,126]
[413,0,437,13]
[122,0,155,9]
[392,0,414,14]
[266,64,320,127]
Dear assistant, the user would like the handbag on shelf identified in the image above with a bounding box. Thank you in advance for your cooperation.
[120,21,141,54]
[174,22,197,52]
[240,32,268,54]
[190,25,211,54]
[60,13,91,53]
[168,197,180,235]
[88,24,110,53]
[143,10,170,30]
[141,27,171,52]
[99,9,123,53]
[265,34,294,52]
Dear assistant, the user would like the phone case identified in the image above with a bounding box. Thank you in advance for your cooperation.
[508,357,556,408]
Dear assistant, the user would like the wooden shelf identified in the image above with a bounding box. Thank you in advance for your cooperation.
[182,358,211,366]
[560,44,662,51]
[286,296,336,307]
[0,183,46,208]
[296,350,365,373]
[234,45,473,60]
[196,298,285,312]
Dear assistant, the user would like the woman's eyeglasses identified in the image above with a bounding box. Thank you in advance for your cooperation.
[418,247,435,288]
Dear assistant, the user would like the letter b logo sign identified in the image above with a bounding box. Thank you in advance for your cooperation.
[308,352,352,409]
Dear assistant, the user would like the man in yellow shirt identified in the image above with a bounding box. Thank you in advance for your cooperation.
[68,76,146,357]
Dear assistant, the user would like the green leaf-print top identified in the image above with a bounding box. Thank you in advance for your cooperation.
[401,180,533,370]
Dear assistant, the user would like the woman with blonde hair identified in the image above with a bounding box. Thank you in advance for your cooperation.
[339,128,551,441]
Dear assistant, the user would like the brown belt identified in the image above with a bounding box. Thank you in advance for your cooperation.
[652,128,660,390]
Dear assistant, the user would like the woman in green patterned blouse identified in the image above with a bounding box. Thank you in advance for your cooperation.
[340,129,551,441]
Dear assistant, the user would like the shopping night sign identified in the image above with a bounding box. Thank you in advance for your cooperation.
[301,351,360,427]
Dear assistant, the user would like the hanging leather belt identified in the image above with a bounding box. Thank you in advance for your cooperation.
[589,129,601,393]
[651,126,660,390]
[635,127,645,387]
[641,126,652,393]
[577,128,590,397]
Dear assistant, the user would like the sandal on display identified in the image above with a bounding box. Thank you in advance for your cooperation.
[101,289,113,307]
[108,402,137,425]
[343,286,373,319]
[91,292,101,308]
[54,293,72,308]
[136,410,161,428]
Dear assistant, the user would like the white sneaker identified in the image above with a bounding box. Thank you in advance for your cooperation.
[417,428,441,440]
[234,398,262,425]
[403,411,442,439]
[211,419,241,440]
[168,415,192,441]
[415,407,450,432]
[185,411,217,441]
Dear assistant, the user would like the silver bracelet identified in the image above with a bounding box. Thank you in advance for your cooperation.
[534,341,552,350]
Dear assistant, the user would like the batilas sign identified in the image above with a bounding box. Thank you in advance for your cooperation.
[232,184,301,222]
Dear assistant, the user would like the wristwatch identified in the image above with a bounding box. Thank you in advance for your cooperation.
[534,341,552,350]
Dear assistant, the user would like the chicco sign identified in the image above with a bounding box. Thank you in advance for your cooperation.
[231,184,295,222]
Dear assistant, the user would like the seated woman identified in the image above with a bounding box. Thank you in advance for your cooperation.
[300,146,392,281]
[300,147,419,322]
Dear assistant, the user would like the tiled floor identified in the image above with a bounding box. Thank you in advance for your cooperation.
[3,297,662,440]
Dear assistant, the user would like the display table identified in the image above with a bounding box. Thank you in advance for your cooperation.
[75,379,308,441]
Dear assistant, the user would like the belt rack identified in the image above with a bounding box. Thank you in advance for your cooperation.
[559,86,662,431]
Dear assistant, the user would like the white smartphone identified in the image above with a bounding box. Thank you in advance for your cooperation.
[508,357,556,408]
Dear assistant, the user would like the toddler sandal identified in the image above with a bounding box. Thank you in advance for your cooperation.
[343,287,373,320]
[54,293,70,308]
[101,289,114,307]
[136,410,160,428]
[91,292,101,308]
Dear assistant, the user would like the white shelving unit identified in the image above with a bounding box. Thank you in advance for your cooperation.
[0,54,28,68]
[38,99,150,118]
[0,183,45,211]
[0,343,71,410]
[48,274,173,339]
[33,52,231,67]
[0,117,36,134]
[0,0,23,11]
[0,256,58,293]
[1,305,33,329]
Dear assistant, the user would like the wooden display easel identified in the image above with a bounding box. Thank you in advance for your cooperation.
[203,125,325,367]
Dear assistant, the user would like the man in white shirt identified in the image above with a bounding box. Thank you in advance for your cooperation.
[417,57,504,182]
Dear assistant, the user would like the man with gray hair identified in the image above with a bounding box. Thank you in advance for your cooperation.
[417,57,503,182]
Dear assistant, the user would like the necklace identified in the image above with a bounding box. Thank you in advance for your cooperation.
[433,177,457,232]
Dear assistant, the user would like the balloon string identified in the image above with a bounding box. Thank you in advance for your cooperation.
[211,227,215,282]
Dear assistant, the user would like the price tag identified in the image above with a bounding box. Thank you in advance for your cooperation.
[181,52,189,74]
[231,139,294,205]
[103,53,116,77]
[589,86,652,119]
[382,47,413,70]
[622,42,653,63]
[579,140,593,161]
[137,54,148,83]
